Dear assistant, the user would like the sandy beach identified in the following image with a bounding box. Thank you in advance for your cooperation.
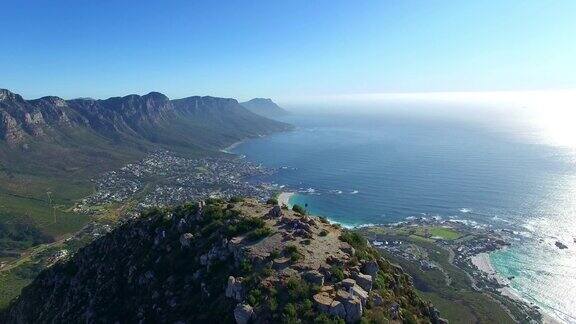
[221,141,244,153]
[470,252,520,298]
[277,192,294,207]
[470,252,561,324]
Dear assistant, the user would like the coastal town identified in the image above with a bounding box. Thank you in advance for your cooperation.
[75,150,278,214]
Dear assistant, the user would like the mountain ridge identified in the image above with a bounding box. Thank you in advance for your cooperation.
[0,89,292,147]
[240,98,289,119]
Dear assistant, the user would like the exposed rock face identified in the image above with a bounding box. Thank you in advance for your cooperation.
[233,303,253,324]
[225,276,244,301]
[266,205,283,218]
[304,270,325,286]
[362,260,379,279]
[354,273,373,292]
[179,233,194,248]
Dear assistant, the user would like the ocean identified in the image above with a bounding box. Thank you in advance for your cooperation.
[231,102,576,323]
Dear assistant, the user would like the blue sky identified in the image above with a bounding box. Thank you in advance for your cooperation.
[1,1,575,102]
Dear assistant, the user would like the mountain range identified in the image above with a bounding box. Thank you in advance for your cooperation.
[0,89,291,149]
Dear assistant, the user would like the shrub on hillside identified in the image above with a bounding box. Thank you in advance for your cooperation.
[267,197,278,205]
[292,204,306,215]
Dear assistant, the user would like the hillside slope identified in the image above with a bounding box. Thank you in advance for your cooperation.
[0,89,292,259]
[2,199,444,323]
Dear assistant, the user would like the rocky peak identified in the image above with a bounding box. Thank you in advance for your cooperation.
[0,89,24,103]
[2,198,439,323]
[35,96,68,107]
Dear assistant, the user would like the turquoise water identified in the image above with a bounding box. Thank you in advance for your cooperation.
[232,110,576,322]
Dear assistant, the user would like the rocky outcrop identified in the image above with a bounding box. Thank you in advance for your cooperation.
[226,276,244,301]
[233,303,253,324]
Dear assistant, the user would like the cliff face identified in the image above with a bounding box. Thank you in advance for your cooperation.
[3,199,442,324]
[0,89,292,148]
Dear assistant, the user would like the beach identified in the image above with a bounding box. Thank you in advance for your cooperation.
[277,192,294,207]
[470,252,561,324]
[221,140,244,153]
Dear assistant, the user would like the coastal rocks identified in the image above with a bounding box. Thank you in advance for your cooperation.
[233,303,253,324]
[179,233,194,248]
[225,276,244,301]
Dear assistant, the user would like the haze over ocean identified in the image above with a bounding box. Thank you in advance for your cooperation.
[232,94,576,322]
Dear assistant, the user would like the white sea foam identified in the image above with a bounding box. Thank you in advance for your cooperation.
[459,208,472,213]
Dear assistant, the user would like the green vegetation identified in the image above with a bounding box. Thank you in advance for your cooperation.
[229,196,244,203]
[266,197,278,205]
[291,204,306,215]
[283,245,303,262]
[413,226,461,240]
[247,227,273,241]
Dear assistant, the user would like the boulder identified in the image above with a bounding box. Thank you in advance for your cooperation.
[362,260,379,279]
[328,300,347,318]
[225,276,244,301]
[179,233,194,248]
[304,270,325,286]
[354,273,373,292]
[342,295,363,323]
[341,245,355,256]
[320,285,334,293]
[267,205,283,218]
[390,302,400,320]
[340,278,356,289]
[313,293,333,312]
[349,285,368,306]
[273,257,291,269]
[176,218,188,233]
[234,303,253,324]
[371,292,384,306]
